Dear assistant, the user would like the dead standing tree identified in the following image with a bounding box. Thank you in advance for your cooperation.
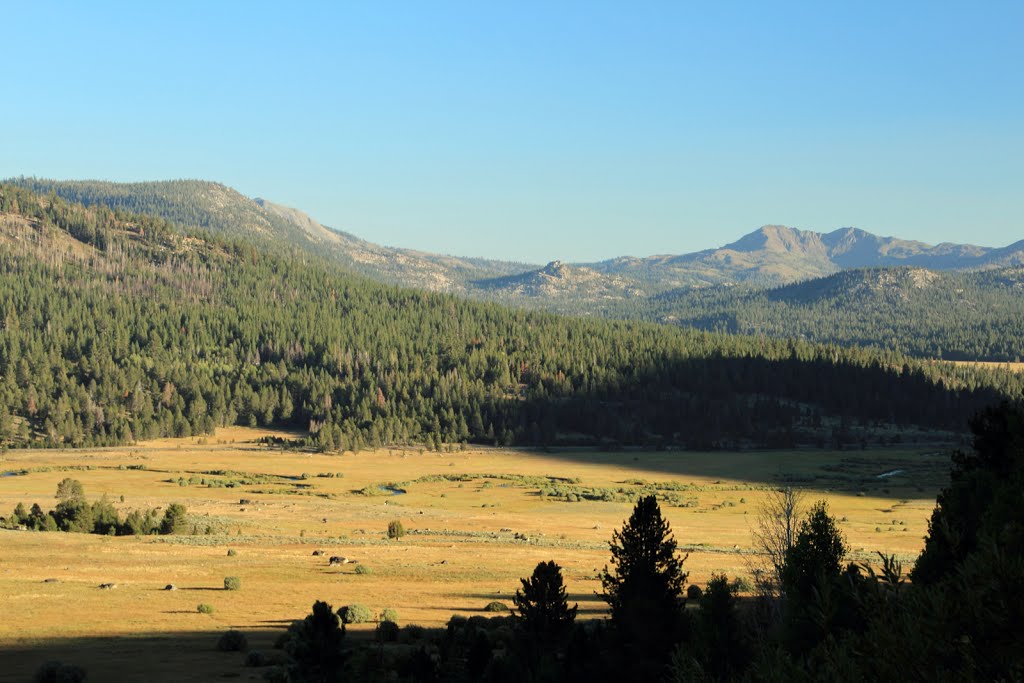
[748,486,804,597]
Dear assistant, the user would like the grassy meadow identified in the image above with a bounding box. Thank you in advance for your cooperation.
[0,428,951,681]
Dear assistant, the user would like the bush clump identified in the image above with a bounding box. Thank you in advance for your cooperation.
[380,607,399,624]
[687,584,704,600]
[33,660,86,683]
[216,629,248,652]
[226,548,237,557]
[244,650,268,667]
[354,564,372,575]
[484,601,509,612]
[338,604,373,624]
[224,576,241,590]
[197,603,215,614]
[387,519,406,539]
[731,575,753,593]
[377,620,400,643]
[400,624,426,644]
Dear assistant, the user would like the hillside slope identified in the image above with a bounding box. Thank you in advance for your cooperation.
[5,178,533,293]
[8,177,1023,361]
[2,182,1021,453]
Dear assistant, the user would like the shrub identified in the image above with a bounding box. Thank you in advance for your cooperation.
[338,604,373,624]
[226,548,237,557]
[400,624,426,643]
[354,564,372,575]
[224,576,241,590]
[484,601,509,612]
[687,584,704,600]
[380,607,399,624]
[274,625,299,650]
[33,660,86,683]
[387,519,406,539]
[216,629,248,652]
[731,575,753,593]
[377,620,400,642]
[197,603,215,614]
[244,650,268,667]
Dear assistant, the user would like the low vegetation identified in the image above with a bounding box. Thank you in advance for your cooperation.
[215,630,247,652]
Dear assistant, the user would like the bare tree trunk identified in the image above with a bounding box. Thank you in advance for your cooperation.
[749,486,804,597]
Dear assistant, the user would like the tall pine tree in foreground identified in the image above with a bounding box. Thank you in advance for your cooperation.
[601,495,687,678]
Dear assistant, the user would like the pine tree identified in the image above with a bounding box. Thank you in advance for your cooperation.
[601,495,687,664]
[513,560,577,635]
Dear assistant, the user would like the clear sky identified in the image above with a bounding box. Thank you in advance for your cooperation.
[2,2,1021,262]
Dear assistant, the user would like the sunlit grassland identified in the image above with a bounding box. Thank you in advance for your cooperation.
[0,427,949,681]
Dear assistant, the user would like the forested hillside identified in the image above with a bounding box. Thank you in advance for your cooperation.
[10,178,1024,363]
[641,267,1024,362]
[1,183,1021,451]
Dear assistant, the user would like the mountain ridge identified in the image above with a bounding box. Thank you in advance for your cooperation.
[7,177,1023,314]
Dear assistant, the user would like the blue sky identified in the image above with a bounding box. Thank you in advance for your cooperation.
[2,2,1021,262]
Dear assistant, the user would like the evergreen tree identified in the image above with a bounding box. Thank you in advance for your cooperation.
[781,500,847,600]
[513,560,578,636]
[913,401,1024,585]
[284,600,347,683]
[601,495,687,674]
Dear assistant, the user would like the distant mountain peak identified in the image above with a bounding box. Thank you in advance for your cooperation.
[722,225,827,257]
[7,177,1022,310]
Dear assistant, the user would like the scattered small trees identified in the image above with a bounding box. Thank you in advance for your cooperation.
[10,480,184,536]
[513,560,577,636]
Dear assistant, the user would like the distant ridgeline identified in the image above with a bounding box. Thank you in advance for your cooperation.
[10,177,1024,363]
[633,267,1024,362]
[0,182,1021,451]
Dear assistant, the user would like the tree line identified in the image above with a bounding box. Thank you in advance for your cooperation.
[3,477,187,536]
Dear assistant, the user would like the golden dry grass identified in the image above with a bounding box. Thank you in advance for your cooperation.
[949,360,1024,373]
[0,428,948,681]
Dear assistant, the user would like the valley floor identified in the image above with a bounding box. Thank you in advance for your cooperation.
[0,428,949,682]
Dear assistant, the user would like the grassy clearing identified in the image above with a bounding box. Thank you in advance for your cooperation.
[949,360,1024,373]
[0,428,948,681]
